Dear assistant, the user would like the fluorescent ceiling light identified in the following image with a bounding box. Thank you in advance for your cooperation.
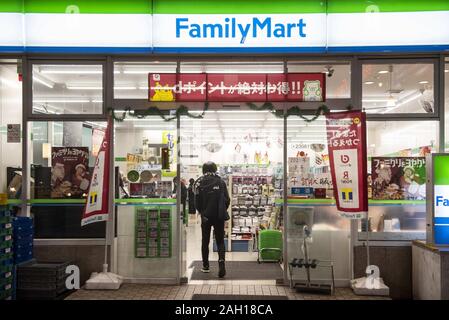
[418,80,429,84]
[34,99,90,103]
[364,81,375,85]
[445,69,449,73]
[67,86,102,90]
[41,70,102,74]
[378,70,389,74]
[33,76,54,88]
[362,99,391,102]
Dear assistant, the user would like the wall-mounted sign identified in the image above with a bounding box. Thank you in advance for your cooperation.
[326,111,368,219]
[1,1,449,54]
[371,157,426,200]
[149,73,325,102]
[6,124,20,143]
[428,154,449,245]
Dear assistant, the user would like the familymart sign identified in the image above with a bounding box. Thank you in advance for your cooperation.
[174,16,309,45]
[1,0,449,53]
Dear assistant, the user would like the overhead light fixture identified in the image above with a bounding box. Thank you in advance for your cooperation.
[33,76,54,88]
[41,70,102,75]
[364,81,375,85]
[378,70,389,74]
[445,69,449,73]
[418,80,429,84]
[67,86,102,90]
[386,96,396,107]
[34,99,90,103]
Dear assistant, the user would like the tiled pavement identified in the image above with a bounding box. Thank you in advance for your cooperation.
[66,283,390,300]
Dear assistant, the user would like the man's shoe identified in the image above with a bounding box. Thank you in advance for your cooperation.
[201,266,210,273]
[218,260,226,278]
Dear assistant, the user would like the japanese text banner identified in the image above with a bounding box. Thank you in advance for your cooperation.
[326,111,368,219]
[148,73,325,102]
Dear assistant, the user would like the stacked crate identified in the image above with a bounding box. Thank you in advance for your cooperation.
[16,261,70,300]
[0,206,14,300]
[12,217,33,264]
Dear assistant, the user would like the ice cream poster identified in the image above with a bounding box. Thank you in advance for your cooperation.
[371,157,426,200]
[51,147,90,198]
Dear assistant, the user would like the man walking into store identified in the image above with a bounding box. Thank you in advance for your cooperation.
[195,161,230,278]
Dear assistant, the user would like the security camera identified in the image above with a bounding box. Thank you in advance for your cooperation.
[325,65,334,78]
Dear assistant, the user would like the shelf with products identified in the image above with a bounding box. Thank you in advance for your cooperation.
[227,173,283,252]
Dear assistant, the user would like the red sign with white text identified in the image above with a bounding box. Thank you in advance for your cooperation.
[326,111,368,219]
[148,73,325,102]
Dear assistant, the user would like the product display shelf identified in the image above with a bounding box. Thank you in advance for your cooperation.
[0,206,13,300]
[228,174,281,252]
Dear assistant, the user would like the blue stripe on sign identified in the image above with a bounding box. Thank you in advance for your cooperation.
[152,46,327,54]
[1,45,449,55]
[328,45,449,53]
[435,225,449,245]
[434,217,449,225]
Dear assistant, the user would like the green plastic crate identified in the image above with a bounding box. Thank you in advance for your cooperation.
[258,230,283,263]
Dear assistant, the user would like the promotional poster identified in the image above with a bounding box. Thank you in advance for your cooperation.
[326,111,368,219]
[81,121,111,226]
[371,157,426,200]
[51,147,90,198]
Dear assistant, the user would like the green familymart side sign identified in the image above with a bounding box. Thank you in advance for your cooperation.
[0,0,449,53]
[431,154,449,245]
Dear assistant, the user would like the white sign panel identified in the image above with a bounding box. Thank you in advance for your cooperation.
[333,149,360,209]
[153,14,327,48]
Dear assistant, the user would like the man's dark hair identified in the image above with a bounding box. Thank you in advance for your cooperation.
[189,178,195,184]
[202,161,217,174]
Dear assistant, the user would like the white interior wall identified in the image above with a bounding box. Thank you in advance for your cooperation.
[368,121,438,156]
[0,64,22,193]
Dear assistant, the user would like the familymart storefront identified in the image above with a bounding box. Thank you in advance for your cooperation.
[1,0,449,300]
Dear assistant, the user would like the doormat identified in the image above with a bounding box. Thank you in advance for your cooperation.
[192,294,288,300]
[189,261,283,281]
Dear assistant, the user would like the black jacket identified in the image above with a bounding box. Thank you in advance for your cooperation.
[195,173,230,222]
[187,185,196,213]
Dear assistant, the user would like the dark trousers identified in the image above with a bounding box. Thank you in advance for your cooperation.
[201,218,225,267]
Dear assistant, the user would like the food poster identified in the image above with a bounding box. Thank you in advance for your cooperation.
[371,157,426,200]
[51,147,90,198]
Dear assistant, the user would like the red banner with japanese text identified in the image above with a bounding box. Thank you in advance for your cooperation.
[81,119,111,226]
[326,111,368,219]
[148,73,325,102]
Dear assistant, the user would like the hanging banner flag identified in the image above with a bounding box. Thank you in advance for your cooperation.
[148,73,325,102]
[326,111,368,219]
[81,120,111,226]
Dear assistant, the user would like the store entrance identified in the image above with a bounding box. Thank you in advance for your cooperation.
[180,110,285,282]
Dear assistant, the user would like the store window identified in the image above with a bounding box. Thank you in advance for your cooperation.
[287,61,351,99]
[113,61,177,99]
[0,60,22,202]
[285,115,351,284]
[28,120,107,238]
[361,120,439,241]
[32,64,104,115]
[362,62,435,114]
[115,117,177,199]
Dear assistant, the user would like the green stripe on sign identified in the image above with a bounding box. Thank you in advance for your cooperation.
[434,155,449,185]
[0,0,23,13]
[327,0,449,13]
[153,0,325,14]
[17,0,151,14]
